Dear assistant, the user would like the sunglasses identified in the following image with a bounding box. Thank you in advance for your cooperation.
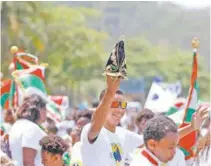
[111,101,127,109]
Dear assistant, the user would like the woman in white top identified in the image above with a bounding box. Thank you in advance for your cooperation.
[9,93,47,166]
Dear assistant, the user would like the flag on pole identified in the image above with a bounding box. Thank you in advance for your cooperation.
[0,79,17,109]
[12,65,62,123]
[8,46,39,108]
[178,37,199,160]
[10,46,38,70]
[13,57,32,70]
[12,65,47,102]
[10,46,62,123]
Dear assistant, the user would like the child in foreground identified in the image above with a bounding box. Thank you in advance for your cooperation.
[40,135,69,166]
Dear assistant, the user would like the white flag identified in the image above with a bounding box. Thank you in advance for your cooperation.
[144,83,177,113]
[159,81,182,96]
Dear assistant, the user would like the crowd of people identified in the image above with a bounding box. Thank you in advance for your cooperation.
[0,76,210,166]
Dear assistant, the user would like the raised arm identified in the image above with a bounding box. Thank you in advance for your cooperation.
[88,76,120,142]
[178,107,209,139]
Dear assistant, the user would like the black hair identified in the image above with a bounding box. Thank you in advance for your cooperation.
[39,135,69,155]
[136,108,155,124]
[99,89,124,101]
[16,93,46,123]
[143,115,178,146]
[47,125,58,135]
[76,110,93,122]
[92,101,99,108]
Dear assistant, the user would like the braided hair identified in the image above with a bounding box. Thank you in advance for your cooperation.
[39,135,69,155]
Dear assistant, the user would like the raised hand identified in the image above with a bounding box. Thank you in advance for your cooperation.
[106,76,121,96]
[191,106,210,131]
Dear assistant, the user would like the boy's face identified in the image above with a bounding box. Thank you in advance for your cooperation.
[41,150,62,166]
[147,132,179,163]
[106,94,127,126]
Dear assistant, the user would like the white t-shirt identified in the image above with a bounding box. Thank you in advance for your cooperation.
[130,148,186,166]
[81,123,143,166]
[167,148,186,166]
[70,142,83,166]
[9,119,46,166]
[130,148,166,166]
[56,120,75,137]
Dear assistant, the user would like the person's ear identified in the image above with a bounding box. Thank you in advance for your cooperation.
[147,139,157,152]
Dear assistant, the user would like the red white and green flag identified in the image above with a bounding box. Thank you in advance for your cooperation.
[48,96,69,122]
[1,79,12,110]
[13,50,38,70]
[166,98,186,116]
[13,56,32,70]
[12,65,47,102]
[12,65,62,123]
[8,80,17,108]
[1,79,19,110]
[48,96,69,109]
[7,50,39,108]
[46,102,62,123]
[177,41,199,160]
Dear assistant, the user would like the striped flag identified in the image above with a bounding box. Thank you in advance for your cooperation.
[8,80,16,108]
[12,65,47,103]
[178,38,199,160]
[0,80,12,110]
[13,57,32,70]
[166,98,186,116]
[8,48,38,108]
[7,58,31,109]
[46,102,62,123]
[12,65,62,123]
[10,46,62,123]
[48,96,69,121]
[49,96,69,109]
[13,51,38,70]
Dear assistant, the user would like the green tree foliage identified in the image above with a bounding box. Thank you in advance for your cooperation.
[126,37,210,100]
[63,1,210,70]
[1,2,209,105]
[1,2,108,97]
